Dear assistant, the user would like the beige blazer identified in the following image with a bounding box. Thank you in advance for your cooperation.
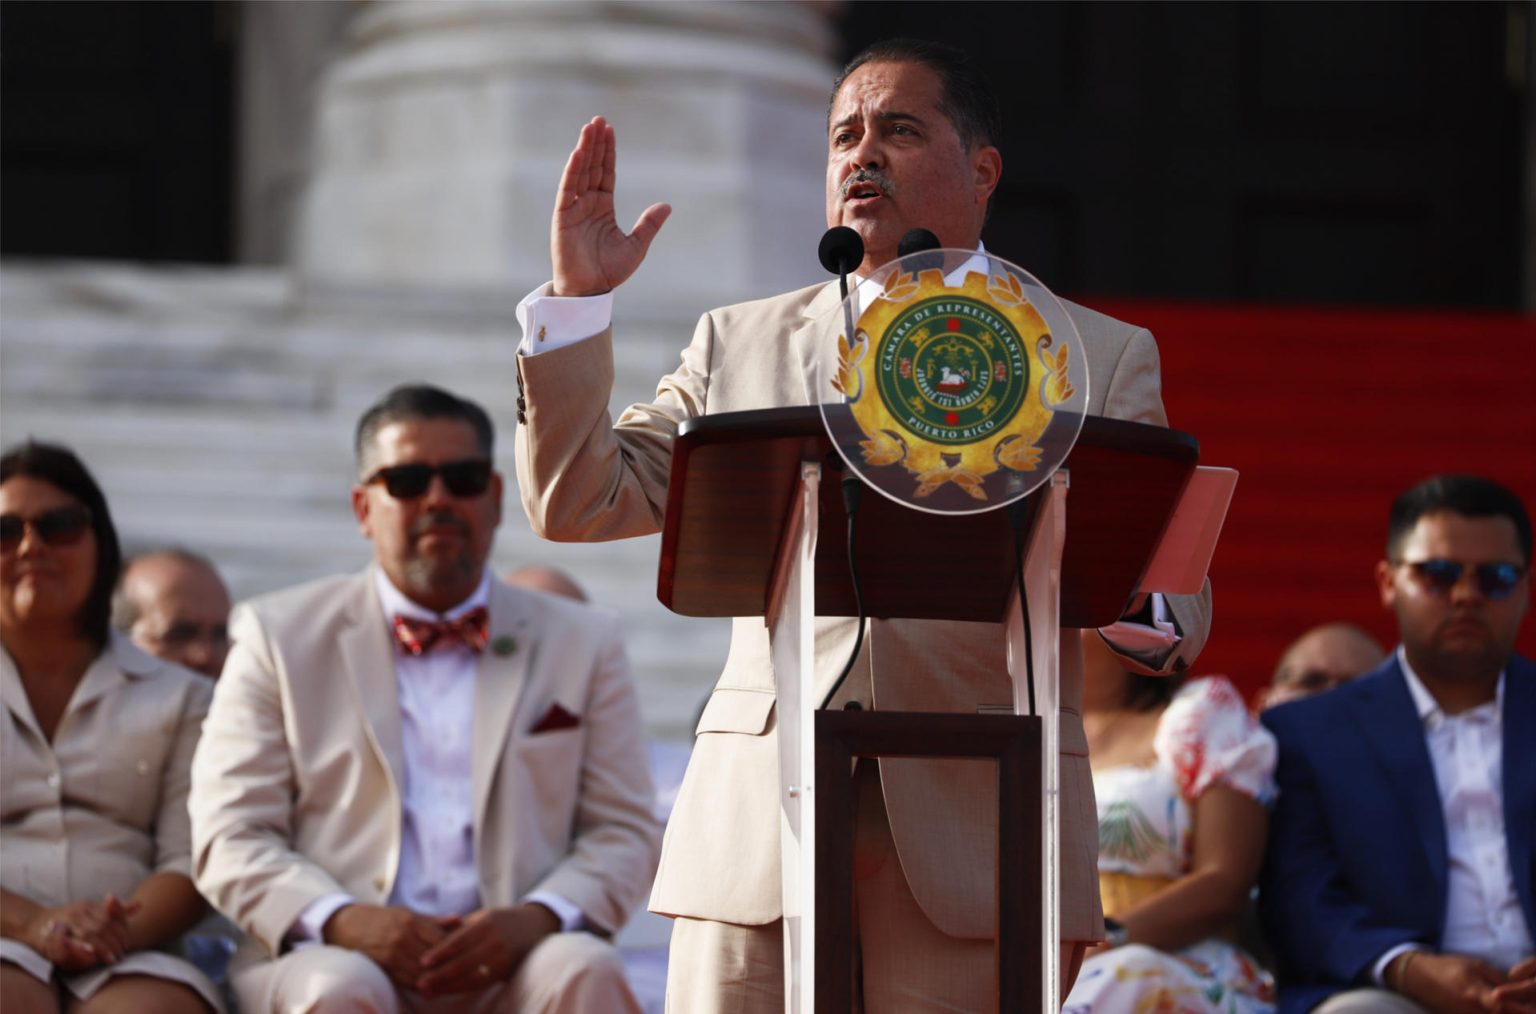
[188,569,661,966]
[514,280,1211,942]
[2,635,220,1008]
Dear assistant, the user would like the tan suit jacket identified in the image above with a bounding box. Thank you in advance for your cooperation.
[188,569,661,969]
[515,279,1210,942]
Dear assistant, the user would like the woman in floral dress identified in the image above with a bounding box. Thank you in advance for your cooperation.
[1064,632,1278,1013]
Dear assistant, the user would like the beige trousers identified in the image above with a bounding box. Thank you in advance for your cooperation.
[1312,989,1429,1013]
[232,932,638,1014]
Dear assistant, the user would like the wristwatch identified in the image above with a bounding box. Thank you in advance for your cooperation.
[1103,917,1129,948]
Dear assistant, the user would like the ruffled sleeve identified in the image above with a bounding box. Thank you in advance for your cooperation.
[1153,676,1277,806]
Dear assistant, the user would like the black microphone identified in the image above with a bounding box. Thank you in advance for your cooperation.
[897,228,941,257]
[898,228,943,273]
[819,226,864,300]
[818,227,864,396]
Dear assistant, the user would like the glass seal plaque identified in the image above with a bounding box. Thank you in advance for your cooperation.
[816,248,1089,514]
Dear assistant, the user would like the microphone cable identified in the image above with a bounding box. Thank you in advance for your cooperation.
[819,226,864,367]
[820,472,867,710]
[1009,497,1038,717]
[813,227,945,710]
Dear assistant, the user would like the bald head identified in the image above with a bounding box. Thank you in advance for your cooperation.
[504,565,588,603]
[114,550,232,678]
[1261,622,1385,710]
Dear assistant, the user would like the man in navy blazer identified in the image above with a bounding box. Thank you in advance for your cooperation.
[1261,475,1535,1013]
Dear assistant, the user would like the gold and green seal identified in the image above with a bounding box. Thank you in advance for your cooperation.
[831,266,1076,502]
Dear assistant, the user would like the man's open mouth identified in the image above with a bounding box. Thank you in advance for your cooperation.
[842,170,891,204]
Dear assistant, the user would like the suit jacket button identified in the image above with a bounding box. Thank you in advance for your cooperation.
[374,877,386,892]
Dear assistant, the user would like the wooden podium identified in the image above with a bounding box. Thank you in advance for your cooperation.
[659,405,1199,1012]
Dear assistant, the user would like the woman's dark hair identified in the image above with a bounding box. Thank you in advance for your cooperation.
[1,440,122,648]
[1123,670,1185,712]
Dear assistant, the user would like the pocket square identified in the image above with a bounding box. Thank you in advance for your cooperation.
[530,702,581,734]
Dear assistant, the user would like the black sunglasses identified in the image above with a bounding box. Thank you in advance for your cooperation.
[0,505,93,549]
[366,459,492,500]
[1400,558,1527,601]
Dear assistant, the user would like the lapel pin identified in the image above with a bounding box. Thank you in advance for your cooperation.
[492,635,518,658]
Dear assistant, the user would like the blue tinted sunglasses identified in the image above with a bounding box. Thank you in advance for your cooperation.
[1400,558,1527,601]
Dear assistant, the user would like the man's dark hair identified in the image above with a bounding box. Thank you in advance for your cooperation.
[1387,474,1532,565]
[830,38,1002,152]
[354,384,495,476]
[1,440,123,649]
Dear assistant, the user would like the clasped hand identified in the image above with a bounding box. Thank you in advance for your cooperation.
[326,902,561,996]
[24,894,141,971]
[1400,953,1536,1014]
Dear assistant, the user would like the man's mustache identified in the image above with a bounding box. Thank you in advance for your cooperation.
[411,512,470,538]
[840,168,895,201]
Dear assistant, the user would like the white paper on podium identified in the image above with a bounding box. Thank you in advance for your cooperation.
[1138,466,1238,595]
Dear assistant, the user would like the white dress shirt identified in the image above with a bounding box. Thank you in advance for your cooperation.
[1372,648,1533,980]
[288,571,580,944]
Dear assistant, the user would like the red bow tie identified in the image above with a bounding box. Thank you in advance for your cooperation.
[392,607,489,656]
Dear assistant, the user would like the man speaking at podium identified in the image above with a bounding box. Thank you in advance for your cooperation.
[514,38,1211,1012]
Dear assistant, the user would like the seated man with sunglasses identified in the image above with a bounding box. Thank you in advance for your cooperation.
[1260,474,1535,1014]
[189,384,661,1014]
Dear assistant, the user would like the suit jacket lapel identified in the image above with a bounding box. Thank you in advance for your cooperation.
[338,569,407,797]
[1353,662,1449,899]
[1503,655,1536,936]
[472,581,533,837]
[790,280,849,405]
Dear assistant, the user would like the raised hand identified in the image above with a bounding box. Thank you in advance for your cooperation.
[551,116,671,297]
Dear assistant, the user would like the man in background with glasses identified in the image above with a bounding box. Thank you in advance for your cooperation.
[1257,621,1385,712]
[113,548,233,680]
[189,383,660,1013]
[1261,474,1534,1013]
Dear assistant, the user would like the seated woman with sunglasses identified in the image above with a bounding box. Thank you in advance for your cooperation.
[1,441,221,1014]
[1063,631,1278,1014]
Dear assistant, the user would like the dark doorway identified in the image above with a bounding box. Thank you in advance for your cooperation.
[1,1,236,263]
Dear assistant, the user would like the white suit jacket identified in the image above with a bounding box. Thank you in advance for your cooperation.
[188,569,661,965]
[514,279,1210,942]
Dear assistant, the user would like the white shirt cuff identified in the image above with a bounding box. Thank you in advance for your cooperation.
[523,890,584,933]
[1096,593,1179,654]
[287,892,357,949]
[516,282,614,356]
[1372,943,1422,987]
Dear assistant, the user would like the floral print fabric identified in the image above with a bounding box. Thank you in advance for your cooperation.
[1064,677,1278,1014]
